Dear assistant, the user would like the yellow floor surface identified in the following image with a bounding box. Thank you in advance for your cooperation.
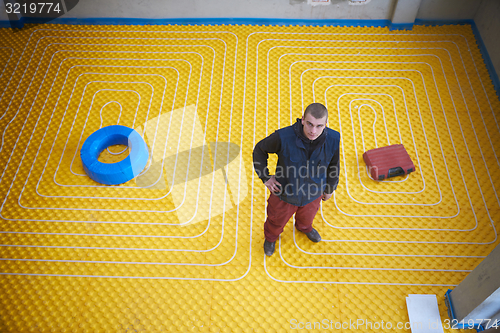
[0,22,499,332]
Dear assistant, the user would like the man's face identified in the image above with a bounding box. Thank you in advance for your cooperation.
[301,113,327,140]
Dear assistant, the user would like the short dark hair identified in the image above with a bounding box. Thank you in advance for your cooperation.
[304,103,328,120]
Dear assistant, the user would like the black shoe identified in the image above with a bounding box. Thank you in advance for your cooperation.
[304,228,321,243]
[264,240,275,256]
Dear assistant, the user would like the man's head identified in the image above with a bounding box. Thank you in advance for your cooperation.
[301,103,328,141]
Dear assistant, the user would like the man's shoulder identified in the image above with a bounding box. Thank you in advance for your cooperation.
[276,125,295,137]
[326,127,340,140]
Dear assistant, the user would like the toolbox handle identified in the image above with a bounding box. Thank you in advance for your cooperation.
[388,167,404,178]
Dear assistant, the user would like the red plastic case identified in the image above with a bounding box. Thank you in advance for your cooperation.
[362,144,415,180]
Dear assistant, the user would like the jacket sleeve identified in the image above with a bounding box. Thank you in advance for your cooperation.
[252,131,281,184]
[324,141,340,194]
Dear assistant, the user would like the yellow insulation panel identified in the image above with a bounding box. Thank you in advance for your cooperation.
[0,22,499,332]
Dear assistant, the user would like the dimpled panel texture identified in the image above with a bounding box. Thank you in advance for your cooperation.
[0,22,499,333]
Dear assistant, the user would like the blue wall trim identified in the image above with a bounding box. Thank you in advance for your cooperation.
[0,16,498,101]
[0,17,480,28]
[0,16,396,28]
[389,22,414,31]
[414,18,474,26]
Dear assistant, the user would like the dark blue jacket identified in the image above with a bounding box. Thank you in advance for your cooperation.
[274,124,340,206]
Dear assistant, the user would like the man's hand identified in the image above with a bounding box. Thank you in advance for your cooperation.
[322,192,332,201]
[264,175,282,194]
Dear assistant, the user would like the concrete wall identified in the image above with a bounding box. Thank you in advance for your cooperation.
[0,0,396,21]
[474,0,500,81]
[1,2,8,21]
[0,0,486,22]
[417,0,481,20]
[392,0,422,24]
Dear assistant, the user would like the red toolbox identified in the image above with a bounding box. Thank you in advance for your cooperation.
[362,144,415,180]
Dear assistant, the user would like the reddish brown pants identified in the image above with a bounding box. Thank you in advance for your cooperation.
[264,193,322,242]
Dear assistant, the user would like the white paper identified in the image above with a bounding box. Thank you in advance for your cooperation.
[405,294,444,333]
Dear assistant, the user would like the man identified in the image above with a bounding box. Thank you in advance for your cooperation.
[253,103,340,256]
